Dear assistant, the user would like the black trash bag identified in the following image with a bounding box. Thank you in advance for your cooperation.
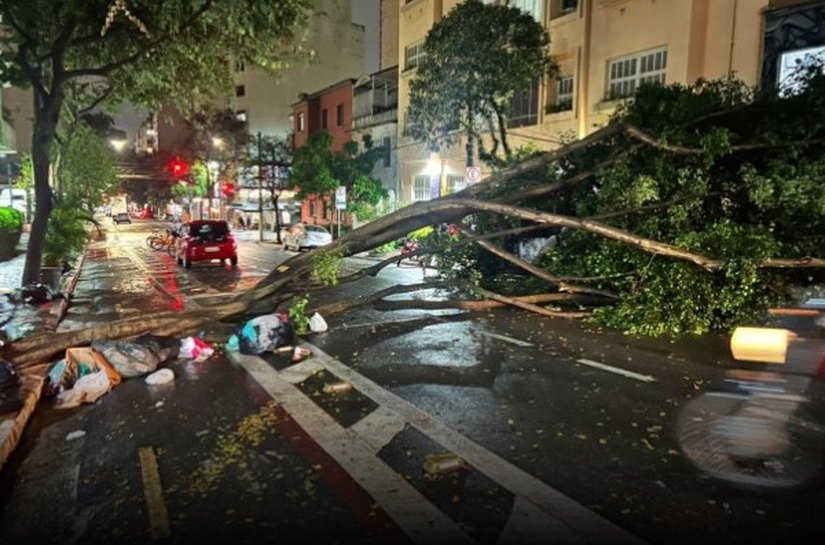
[19,283,56,305]
[133,334,180,363]
[91,334,179,378]
[237,312,295,355]
[0,359,22,414]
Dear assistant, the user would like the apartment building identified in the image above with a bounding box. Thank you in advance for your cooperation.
[352,66,399,203]
[396,0,825,205]
[290,78,357,226]
[230,0,365,139]
[0,88,18,192]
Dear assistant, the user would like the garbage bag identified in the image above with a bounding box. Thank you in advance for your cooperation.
[53,369,111,409]
[145,368,175,385]
[90,334,178,378]
[179,337,214,361]
[309,312,328,333]
[237,312,295,355]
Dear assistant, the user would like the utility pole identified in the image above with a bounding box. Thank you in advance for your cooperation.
[257,132,264,242]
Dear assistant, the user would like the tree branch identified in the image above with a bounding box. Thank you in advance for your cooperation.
[624,123,825,154]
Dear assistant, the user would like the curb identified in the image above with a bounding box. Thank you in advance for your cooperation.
[0,243,89,472]
[0,364,47,470]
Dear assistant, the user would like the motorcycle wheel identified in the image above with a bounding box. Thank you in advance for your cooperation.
[676,392,825,491]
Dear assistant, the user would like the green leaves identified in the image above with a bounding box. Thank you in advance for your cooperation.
[407,0,555,162]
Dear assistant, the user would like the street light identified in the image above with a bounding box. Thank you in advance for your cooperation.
[109,138,128,153]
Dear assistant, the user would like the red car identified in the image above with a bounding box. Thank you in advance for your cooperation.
[135,208,154,220]
[175,220,238,268]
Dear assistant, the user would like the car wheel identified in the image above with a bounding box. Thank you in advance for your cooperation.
[230,255,238,266]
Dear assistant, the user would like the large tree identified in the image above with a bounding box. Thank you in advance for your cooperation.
[0,0,312,286]
[406,0,556,166]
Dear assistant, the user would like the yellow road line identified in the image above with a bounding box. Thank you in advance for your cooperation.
[138,446,171,539]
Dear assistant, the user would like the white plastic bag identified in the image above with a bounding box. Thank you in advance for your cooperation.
[145,368,175,385]
[54,369,111,409]
[309,312,328,333]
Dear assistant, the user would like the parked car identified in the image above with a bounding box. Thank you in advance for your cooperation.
[283,224,333,251]
[135,208,154,220]
[113,212,131,224]
[175,219,238,268]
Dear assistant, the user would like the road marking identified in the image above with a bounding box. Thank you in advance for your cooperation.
[138,446,171,539]
[303,343,645,545]
[232,352,476,545]
[575,358,656,383]
[476,331,534,347]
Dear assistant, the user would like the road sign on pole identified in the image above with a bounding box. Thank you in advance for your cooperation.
[335,186,347,210]
[466,166,481,184]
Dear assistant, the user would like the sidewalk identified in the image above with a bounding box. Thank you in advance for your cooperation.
[0,233,83,470]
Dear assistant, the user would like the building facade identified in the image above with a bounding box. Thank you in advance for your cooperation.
[395,0,825,206]
[352,66,400,205]
[291,78,357,227]
[230,0,365,139]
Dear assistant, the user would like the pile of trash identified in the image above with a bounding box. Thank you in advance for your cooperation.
[43,310,328,410]
[45,333,214,410]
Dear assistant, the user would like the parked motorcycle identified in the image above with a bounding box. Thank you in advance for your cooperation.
[676,308,825,491]
[397,237,423,267]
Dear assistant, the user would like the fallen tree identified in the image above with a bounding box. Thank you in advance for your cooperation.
[6,71,825,365]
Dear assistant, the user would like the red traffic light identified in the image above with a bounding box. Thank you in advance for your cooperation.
[167,158,190,179]
[220,180,235,198]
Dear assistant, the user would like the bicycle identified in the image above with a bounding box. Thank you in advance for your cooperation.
[146,227,178,256]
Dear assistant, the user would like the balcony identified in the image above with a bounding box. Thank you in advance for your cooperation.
[353,108,398,131]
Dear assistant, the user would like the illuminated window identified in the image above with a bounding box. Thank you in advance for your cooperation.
[607,48,667,100]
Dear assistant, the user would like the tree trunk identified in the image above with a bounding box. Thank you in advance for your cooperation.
[22,89,62,287]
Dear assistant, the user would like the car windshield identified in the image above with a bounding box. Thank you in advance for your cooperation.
[306,226,327,234]
[190,221,229,241]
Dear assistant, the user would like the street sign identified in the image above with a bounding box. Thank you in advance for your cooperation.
[335,186,347,210]
[466,166,481,184]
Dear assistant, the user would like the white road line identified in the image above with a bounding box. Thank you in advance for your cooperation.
[304,343,645,545]
[231,352,477,545]
[430,316,535,347]
[476,331,534,347]
[575,358,656,383]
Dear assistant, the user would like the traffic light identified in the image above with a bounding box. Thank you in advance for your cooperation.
[167,158,190,180]
[220,180,235,198]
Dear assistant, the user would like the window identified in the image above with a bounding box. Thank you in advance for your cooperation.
[235,85,245,97]
[234,59,245,72]
[561,0,578,13]
[414,175,433,201]
[557,76,574,110]
[321,109,328,129]
[510,0,543,22]
[509,77,540,128]
[336,104,344,127]
[297,112,305,132]
[404,41,425,71]
[383,137,391,167]
[607,47,667,100]
[446,175,466,195]
[235,110,247,122]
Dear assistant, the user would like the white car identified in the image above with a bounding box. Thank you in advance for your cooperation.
[283,224,332,251]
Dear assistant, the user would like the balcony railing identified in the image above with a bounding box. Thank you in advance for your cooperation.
[353,108,398,130]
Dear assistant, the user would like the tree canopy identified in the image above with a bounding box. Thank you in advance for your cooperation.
[289,130,388,220]
[406,0,555,165]
[0,0,313,285]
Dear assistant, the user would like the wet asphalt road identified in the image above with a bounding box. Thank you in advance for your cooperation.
[1,218,823,545]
